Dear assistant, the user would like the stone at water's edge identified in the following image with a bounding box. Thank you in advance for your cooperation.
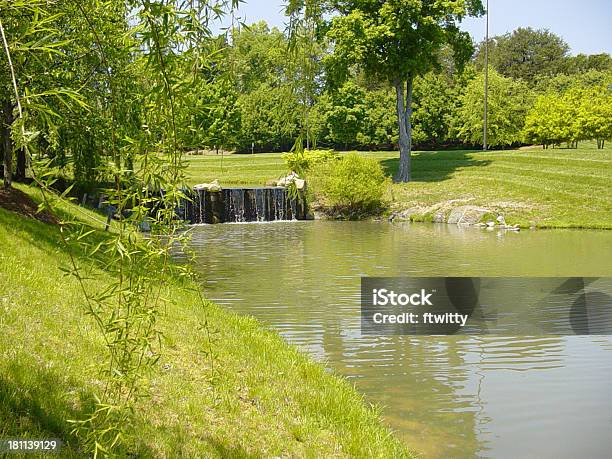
[447,206,491,225]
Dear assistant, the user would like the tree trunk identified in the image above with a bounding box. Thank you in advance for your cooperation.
[395,77,413,183]
[0,122,3,180]
[1,99,13,188]
[15,148,26,181]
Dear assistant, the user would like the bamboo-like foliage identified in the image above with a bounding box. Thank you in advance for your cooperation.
[1,0,237,455]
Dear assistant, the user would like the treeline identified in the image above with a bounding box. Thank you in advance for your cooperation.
[2,5,611,191]
[218,24,612,153]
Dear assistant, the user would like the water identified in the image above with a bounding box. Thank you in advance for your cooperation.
[183,187,305,224]
[184,221,612,458]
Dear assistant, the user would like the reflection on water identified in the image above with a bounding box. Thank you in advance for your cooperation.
[182,221,612,459]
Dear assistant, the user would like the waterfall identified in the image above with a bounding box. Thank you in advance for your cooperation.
[182,187,305,224]
[197,189,205,223]
[229,189,245,222]
[272,187,285,221]
[255,188,266,222]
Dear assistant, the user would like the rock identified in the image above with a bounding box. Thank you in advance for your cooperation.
[447,206,490,225]
[194,179,221,192]
[294,178,306,190]
[276,172,301,187]
[433,212,446,223]
[389,208,421,222]
[312,211,325,220]
[486,221,496,228]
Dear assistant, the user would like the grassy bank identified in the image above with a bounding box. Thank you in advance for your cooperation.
[185,142,612,229]
[0,184,411,458]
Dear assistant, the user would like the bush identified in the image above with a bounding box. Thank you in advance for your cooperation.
[307,153,390,219]
[281,149,338,174]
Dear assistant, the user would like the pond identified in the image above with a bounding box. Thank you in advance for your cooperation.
[185,221,612,459]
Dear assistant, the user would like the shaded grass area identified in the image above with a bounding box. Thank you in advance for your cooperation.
[184,142,612,229]
[0,185,411,458]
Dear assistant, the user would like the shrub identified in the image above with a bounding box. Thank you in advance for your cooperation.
[281,149,338,174]
[307,153,390,219]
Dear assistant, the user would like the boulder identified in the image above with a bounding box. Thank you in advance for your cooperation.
[432,212,446,223]
[194,179,221,192]
[294,178,306,190]
[447,206,490,225]
[276,172,305,189]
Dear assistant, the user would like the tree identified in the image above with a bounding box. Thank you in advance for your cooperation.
[203,81,241,153]
[412,71,458,146]
[288,0,483,182]
[358,88,397,149]
[474,27,570,82]
[313,81,366,149]
[237,83,300,152]
[523,94,570,148]
[524,83,612,149]
[535,69,612,95]
[575,87,612,148]
[0,0,67,187]
[227,22,289,93]
[454,68,532,147]
[563,53,612,75]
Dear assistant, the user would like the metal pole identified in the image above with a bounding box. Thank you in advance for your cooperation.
[483,0,489,151]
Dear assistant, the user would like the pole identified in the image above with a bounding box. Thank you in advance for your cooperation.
[483,0,489,151]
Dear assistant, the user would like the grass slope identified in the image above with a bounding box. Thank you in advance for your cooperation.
[185,142,612,229]
[0,184,411,458]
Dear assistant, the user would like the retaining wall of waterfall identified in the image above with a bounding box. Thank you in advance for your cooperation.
[179,187,307,224]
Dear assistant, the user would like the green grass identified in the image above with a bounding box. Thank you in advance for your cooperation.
[185,142,612,229]
[381,142,612,228]
[0,184,411,458]
[185,153,288,187]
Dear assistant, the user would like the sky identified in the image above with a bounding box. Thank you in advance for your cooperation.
[216,0,612,55]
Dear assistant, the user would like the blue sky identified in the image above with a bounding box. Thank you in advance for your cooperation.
[217,0,612,55]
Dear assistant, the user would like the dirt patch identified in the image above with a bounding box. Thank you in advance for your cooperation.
[0,186,58,224]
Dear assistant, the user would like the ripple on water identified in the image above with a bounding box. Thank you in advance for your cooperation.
[182,221,612,459]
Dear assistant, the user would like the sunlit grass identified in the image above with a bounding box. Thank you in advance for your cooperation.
[385,142,612,228]
[184,142,612,228]
[0,186,411,457]
[185,152,288,187]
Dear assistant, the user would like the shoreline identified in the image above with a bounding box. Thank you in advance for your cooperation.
[0,185,412,457]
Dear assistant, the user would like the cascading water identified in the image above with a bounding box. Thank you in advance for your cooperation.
[272,187,285,221]
[229,189,246,222]
[255,189,266,222]
[197,190,205,223]
[183,187,305,224]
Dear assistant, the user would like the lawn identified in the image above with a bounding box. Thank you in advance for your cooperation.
[381,142,612,228]
[185,152,288,187]
[185,142,612,229]
[0,184,411,458]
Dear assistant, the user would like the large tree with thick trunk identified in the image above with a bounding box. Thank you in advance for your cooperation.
[288,0,484,182]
